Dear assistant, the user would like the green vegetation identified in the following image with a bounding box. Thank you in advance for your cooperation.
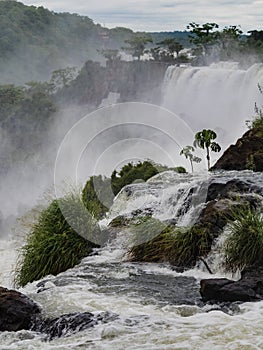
[223,207,263,272]
[149,38,189,64]
[180,145,201,173]
[193,129,221,170]
[187,22,219,60]
[129,218,211,267]
[122,33,153,60]
[0,1,135,83]
[187,22,263,66]
[247,84,263,133]
[15,195,99,287]
[82,175,113,219]
[111,160,176,196]
[0,80,56,175]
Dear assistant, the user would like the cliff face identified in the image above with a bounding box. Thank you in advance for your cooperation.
[58,60,170,107]
[211,127,263,172]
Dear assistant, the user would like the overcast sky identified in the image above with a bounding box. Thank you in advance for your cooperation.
[21,0,263,33]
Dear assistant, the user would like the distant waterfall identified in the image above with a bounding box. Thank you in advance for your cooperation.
[161,62,263,150]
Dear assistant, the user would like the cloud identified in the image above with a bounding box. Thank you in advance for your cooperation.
[21,0,263,32]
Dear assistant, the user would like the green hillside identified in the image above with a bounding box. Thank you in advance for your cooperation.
[0,1,190,83]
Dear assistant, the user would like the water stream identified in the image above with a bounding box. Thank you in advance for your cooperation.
[0,170,262,349]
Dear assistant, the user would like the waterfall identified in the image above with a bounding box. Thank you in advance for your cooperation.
[105,171,210,227]
[161,62,263,151]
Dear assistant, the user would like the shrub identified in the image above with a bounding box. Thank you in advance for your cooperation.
[128,218,211,267]
[223,207,263,272]
[15,195,99,287]
[82,175,113,219]
[111,160,185,196]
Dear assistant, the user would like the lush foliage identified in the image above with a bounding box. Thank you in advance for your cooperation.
[187,22,263,66]
[82,175,113,219]
[129,218,211,267]
[15,196,99,287]
[0,1,134,83]
[223,208,263,272]
[0,81,56,176]
[122,33,153,60]
[193,129,221,170]
[111,160,180,196]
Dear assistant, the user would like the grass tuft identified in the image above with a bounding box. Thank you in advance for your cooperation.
[128,217,211,267]
[223,207,263,272]
[15,194,99,287]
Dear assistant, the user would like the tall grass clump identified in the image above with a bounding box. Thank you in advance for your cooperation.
[128,218,211,267]
[15,194,99,287]
[223,207,263,272]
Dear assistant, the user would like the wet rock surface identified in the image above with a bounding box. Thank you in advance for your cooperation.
[0,286,117,339]
[33,311,118,340]
[211,127,263,172]
[200,265,263,302]
[0,286,41,332]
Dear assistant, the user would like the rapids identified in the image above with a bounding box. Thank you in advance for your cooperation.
[0,170,263,349]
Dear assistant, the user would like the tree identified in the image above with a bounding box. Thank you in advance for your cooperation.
[158,38,184,58]
[187,22,219,59]
[98,48,120,62]
[180,145,201,173]
[246,30,263,57]
[122,33,152,60]
[218,25,243,60]
[50,67,78,92]
[193,129,221,170]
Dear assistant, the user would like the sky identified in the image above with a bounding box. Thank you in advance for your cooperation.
[21,0,263,33]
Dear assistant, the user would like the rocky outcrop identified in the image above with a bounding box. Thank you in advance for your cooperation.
[200,265,263,302]
[0,286,41,331]
[211,127,263,172]
[33,311,118,340]
[0,286,117,339]
[58,60,169,107]
[191,178,263,250]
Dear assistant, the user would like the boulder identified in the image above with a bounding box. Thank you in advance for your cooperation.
[0,286,118,339]
[211,127,263,172]
[33,311,118,340]
[0,286,41,331]
[200,265,263,302]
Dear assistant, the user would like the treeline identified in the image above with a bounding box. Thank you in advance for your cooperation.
[0,1,188,83]
[1,2,262,83]
[0,1,132,83]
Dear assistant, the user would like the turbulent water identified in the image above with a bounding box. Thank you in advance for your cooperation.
[1,170,263,349]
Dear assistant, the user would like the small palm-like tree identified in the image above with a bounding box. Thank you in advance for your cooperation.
[193,129,221,170]
[180,145,201,173]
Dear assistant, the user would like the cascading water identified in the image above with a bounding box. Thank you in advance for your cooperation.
[1,62,263,349]
[1,170,263,349]
[161,62,263,150]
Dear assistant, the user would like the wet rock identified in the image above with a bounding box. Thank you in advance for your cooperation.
[211,127,263,172]
[0,286,118,339]
[206,179,263,202]
[33,311,118,340]
[0,286,41,331]
[200,265,263,302]
[195,179,263,241]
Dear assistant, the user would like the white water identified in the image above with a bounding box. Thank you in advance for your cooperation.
[161,62,263,150]
[1,62,263,348]
[0,170,263,349]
